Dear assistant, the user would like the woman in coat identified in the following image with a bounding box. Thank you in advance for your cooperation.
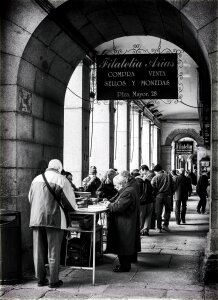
[104,174,141,272]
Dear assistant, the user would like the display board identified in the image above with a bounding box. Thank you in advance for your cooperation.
[96,54,178,100]
[175,141,193,155]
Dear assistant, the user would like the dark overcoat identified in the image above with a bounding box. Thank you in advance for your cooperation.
[174,174,192,201]
[107,184,141,256]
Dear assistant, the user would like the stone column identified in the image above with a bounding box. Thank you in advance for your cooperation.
[141,117,151,167]
[64,60,90,187]
[89,101,114,179]
[150,124,154,168]
[153,125,158,166]
[114,101,130,171]
[130,107,141,171]
[203,77,218,284]
[161,145,172,173]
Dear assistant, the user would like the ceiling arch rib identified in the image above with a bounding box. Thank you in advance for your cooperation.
[29,0,210,116]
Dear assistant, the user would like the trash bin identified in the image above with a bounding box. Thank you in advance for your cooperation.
[0,209,22,284]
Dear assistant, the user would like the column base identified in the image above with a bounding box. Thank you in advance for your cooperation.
[203,254,218,284]
[203,231,218,284]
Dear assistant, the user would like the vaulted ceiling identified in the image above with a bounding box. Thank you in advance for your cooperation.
[33,0,211,140]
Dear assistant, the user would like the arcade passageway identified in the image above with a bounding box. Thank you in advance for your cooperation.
[0,0,218,289]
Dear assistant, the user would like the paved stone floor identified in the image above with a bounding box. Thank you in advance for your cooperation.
[0,196,217,299]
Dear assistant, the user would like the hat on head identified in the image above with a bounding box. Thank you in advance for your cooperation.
[153,164,162,172]
[48,159,63,173]
[89,166,97,174]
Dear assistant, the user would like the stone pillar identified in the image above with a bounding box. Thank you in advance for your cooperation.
[64,61,90,187]
[161,145,172,173]
[130,107,141,171]
[153,125,158,166]
[114,101,130,171]
[157,127,161,164]
[89,101,114,179]
[150,124,154,168]
[203,78,218,284]
[141,117,150,166]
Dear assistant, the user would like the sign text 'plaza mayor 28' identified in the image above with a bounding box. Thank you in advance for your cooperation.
[96,54,178,100]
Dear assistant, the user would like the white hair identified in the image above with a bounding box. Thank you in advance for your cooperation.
[48,159,63,173]
[113,174,126,186]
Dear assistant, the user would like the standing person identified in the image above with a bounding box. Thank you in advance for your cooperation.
[82,166,101,197]
[97,169,118,200]
[119,170,141,262]
[174,168,192,224]
[138,165,154,236]
[28,159,78,288]
[151,164,174,233]
[196,170,209,214]
[104,174,141,272]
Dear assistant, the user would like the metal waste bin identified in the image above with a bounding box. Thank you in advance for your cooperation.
[0,210,22,284]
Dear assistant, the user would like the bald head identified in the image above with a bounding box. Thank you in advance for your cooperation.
[48,159,63,173]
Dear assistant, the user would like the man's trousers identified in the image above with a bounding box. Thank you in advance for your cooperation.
[33,227,64,284]
[155,196,171,229]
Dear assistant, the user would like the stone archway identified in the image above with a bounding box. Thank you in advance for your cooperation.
[1,0,217,280]
[161,128,204,173]
[165,128,204,146]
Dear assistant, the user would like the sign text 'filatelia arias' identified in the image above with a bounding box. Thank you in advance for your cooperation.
[96,54,178,100]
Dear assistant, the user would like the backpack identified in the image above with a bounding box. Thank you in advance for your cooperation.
[140,179,154,205]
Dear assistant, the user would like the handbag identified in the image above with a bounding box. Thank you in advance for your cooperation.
[42,173,71,227]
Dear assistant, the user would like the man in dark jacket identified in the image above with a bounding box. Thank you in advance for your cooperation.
[151,164,174,233]
[196,171,209,214]
[174,168,192,224]
[104,174,141,272]
[134,165,154,236]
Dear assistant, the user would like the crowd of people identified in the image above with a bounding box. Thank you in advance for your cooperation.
[28,159,210,286]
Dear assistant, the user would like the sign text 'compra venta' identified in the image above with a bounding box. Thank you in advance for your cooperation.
[96,54,178,100]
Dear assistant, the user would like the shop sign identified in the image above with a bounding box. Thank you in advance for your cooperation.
[175,141,193,155]
[96,54,178,100]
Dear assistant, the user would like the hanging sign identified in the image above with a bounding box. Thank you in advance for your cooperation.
[96,54,178,100]
[175,141,193,155]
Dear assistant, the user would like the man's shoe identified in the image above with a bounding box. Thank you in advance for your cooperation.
[155,228,162,233]
[38,278,49,287]
[49,280,63,288]
[162,226,170,232]
[181,219,186,224]
[141,230,149,236]
[197,209,201,214]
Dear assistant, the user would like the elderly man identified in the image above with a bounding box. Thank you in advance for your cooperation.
[28,159,78,288]
[104,174,141,272]
[174,168,192,224]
